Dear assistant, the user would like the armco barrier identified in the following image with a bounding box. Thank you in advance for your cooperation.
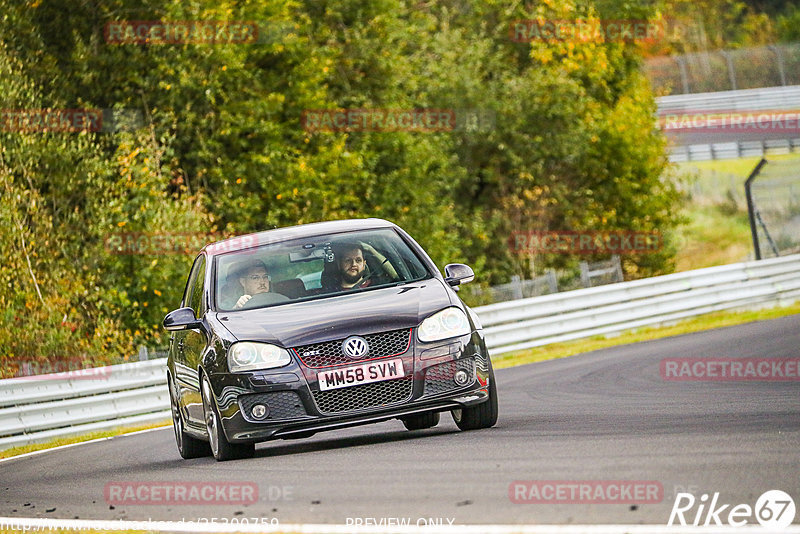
[1,254,799,450]
[0,359,170,450]
[655,85,800,161]
[657,85,800,115]
[478,254,800,354]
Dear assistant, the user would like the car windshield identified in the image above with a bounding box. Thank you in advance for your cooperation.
[213,228,432,311]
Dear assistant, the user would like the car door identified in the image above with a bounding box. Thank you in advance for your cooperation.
[173,254,208,426]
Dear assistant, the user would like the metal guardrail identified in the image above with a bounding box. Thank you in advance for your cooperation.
[0,360,170,450]
[667,139,800,162]
[1,254,799,450]
[657,85,800,114]
[478,254,800,354]
[655,85,800,161]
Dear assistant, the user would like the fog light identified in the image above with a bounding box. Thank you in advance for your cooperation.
[252,404,269,419]
[454,369,470,386]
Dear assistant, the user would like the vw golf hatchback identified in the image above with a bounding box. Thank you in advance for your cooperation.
[164,218,498,461]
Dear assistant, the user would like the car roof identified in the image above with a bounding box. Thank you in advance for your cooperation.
[201,218,398,257]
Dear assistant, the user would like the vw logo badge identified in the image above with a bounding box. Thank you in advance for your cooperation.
[342,336,369,360]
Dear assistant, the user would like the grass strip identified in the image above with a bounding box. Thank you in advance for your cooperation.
[0,420,171,459]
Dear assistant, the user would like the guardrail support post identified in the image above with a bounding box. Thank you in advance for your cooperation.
[612,255,623,283]
[510,275,524,300]
[579,261,590,288]
[545,269,558,294]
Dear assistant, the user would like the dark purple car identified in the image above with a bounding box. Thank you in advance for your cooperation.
[164,218,498,461]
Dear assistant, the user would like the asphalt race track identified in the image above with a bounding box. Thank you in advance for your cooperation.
[2,314,799,527]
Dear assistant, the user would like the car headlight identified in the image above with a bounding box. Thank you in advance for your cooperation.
[228,342,291,372]
[417,307,471,342]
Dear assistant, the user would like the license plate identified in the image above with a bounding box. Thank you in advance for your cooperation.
[317,358,405,391]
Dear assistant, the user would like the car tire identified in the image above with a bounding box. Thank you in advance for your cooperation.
[401,411,440,431]
[169,376,211,459]
[451,358,498,431]
[201,375,255,461]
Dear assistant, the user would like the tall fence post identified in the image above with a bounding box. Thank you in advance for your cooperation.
[647,43,797,96]
[677,56,690,94]
[745,158,768,260]
[720,50,737,91]
[769,45,787,87]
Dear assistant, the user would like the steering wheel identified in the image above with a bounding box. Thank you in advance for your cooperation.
[241,292,290,309]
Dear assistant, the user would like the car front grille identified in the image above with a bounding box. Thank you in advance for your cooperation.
[311,376,413,414]
[423,357,476,397]
[292,328,412,368]
[238,391,310,422]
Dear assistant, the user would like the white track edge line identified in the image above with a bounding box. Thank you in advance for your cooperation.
[0,518,798,533]
[0,425,171,464]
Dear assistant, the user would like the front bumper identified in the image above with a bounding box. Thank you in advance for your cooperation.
[207,331,491,443]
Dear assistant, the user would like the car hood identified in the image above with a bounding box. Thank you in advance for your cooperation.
[215,280,454,347]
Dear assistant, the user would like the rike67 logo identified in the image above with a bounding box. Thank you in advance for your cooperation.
[669,490,796,529]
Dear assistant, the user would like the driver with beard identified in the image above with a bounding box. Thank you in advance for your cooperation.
[327,241,398,291]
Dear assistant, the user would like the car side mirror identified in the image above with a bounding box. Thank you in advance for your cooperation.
[444,263,475,286]
[163,307,203,331]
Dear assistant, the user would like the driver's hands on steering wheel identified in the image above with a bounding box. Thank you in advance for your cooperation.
[234,294,252,309]
[361,243,399,280]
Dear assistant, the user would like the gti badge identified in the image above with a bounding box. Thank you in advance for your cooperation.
[342,336,369,360]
